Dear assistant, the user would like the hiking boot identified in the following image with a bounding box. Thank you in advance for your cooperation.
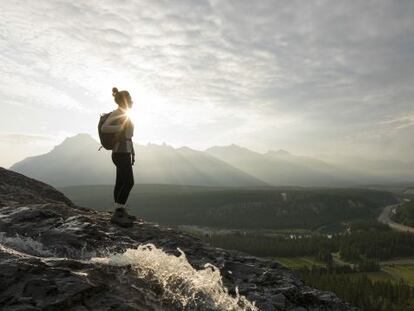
[110,207,134,227]
[124,209,137,221]
[113,203,137,221]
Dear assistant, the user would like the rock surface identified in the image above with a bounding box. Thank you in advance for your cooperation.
[0,167,356,310]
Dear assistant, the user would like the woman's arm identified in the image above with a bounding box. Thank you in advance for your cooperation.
[101,112,126,133]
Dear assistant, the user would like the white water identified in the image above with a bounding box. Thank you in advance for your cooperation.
[0,232,52,257]
[93,244,258,311]
[0,233,258,311]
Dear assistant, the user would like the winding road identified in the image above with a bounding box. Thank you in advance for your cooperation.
[378,204,414,234]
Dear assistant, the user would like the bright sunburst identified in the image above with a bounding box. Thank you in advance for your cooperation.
[125,108,133,120]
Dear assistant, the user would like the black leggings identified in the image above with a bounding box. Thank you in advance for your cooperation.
[112,152,134,205]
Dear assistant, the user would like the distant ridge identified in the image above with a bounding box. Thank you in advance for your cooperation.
[267,149,291,157]
[10,133,414,188]
[206,145,352,187]
[10,134,267,187]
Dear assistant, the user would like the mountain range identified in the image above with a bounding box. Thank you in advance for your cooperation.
[9,133,414,187]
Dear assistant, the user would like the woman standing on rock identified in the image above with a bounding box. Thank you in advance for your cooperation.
[101,87,137,227]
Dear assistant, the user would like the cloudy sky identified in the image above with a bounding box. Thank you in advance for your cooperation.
[1,0,413,168]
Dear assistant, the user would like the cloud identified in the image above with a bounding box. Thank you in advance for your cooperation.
[0,0,413,159]
[0,133,54,144]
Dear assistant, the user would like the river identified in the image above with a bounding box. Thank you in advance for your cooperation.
[377,204,414,234]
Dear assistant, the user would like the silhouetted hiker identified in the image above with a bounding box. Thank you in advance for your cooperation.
[101,87,137,227]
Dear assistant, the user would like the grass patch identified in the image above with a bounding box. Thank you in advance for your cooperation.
[274,256,326,269]
[382,265,414,286]
[349,271,395,283]
[331,252,354,267]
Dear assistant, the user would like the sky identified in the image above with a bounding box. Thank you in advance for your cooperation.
[1,0,414,168]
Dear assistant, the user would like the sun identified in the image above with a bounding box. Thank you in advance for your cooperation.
[125,108,133,120]
[116,89,169,139]
[123,107,142,126]
[124,107,140,124]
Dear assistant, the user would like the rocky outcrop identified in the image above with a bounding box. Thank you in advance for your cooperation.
[0,167,355,310]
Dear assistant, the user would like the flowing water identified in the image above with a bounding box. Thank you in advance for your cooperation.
[93,244,258,311]
[1,233,258,311]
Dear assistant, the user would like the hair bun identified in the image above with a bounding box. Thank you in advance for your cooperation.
[112,87,119,97]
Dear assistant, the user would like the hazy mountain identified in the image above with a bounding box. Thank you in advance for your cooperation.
[206,145,353,187]
[265,150,338,179]
[131,143,266,187]
[265,149,334,171]
[10,134,414,188]
[10,134,266,187]
[321,155,414,184]
[10,134,111,187]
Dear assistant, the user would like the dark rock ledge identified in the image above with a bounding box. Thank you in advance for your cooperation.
[0,168,356,311]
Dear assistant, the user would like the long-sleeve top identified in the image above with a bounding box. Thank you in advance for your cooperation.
[101,107,134,154]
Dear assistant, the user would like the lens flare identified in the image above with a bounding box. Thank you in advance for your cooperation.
[124,108,133,121]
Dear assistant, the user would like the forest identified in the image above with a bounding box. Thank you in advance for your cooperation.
[195,221,414,310]
[299,268,414,311]
[199,222,414,262]
[62,185,397,230]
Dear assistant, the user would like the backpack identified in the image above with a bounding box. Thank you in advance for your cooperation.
[98,112,117,150]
